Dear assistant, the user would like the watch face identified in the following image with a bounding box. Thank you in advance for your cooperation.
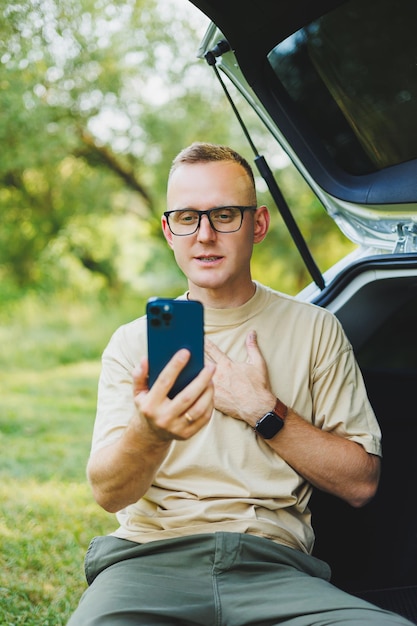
[255,412,284,439]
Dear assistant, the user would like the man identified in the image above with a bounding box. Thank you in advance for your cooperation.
[68,143,412,625]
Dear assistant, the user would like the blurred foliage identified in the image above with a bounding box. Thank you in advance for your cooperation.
[0,290,144,624]
[0,0,354,306]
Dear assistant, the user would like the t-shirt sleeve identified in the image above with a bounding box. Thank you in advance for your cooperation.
[311,314,382,458]
[90,318,147,454]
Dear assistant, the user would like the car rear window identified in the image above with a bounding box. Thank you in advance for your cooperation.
[267,0,417,175]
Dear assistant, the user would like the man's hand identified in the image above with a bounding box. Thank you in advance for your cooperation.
[133,349,216,441]
[206,332,380,508]
[87,349,215,513]
[205,331,275,426]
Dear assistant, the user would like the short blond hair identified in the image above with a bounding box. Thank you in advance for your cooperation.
[169,142,256,200]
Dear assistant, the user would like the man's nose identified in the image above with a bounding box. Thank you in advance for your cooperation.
[197,213,216,239]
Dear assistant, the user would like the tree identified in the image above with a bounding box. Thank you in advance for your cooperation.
[0,0,222,292]
[0,0,352,299]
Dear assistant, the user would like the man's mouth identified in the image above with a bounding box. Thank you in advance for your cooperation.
[196,256,222,263]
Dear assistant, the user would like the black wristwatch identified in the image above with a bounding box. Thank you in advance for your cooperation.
[254,398,288,439]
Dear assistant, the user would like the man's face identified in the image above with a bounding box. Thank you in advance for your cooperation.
[162,160,268,303]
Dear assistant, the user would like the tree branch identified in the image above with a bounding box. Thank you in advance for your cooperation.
[76,128,154,211]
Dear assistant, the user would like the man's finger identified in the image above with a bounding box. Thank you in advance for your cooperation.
[170,361,216,412]
[149,348,191,396]
[245,330,265,366]
[205,338,228,364]
[132,357,149,396]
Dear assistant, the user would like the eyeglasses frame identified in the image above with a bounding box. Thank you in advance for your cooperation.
[163,205,258,236]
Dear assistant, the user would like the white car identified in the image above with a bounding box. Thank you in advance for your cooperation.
[189,0,417,622]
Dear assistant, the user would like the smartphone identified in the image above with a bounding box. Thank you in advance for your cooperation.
[146,298,204,398]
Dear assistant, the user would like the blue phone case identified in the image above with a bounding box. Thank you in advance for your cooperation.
[146,298,204,398]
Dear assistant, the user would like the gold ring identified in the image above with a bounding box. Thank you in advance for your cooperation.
[184,412,194,423]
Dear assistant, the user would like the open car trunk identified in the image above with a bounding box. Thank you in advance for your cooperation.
[189,0,417,621]
[310,254,417,622]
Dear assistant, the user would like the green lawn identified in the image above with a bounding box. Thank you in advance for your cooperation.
[0,293,146,625]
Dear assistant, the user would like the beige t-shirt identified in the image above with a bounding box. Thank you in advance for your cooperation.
[92,282,381,554]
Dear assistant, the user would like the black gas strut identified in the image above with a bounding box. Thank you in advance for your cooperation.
[205,41,325,291]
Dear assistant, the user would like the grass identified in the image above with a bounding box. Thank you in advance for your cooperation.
[0,291,147,625]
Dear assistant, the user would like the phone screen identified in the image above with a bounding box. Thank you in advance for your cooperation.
[146,298,204,398]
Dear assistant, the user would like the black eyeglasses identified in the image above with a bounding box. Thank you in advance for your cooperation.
[164,205,257,236]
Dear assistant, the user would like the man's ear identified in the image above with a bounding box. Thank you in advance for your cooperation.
[253,206,270,244]
[161,215,174,249]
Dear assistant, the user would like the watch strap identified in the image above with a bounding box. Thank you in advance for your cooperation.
[273,397,288,420]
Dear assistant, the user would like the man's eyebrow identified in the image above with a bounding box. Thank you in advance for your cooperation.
[171,205,234,211]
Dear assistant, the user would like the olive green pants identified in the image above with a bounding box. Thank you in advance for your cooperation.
[68,532,413,626]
